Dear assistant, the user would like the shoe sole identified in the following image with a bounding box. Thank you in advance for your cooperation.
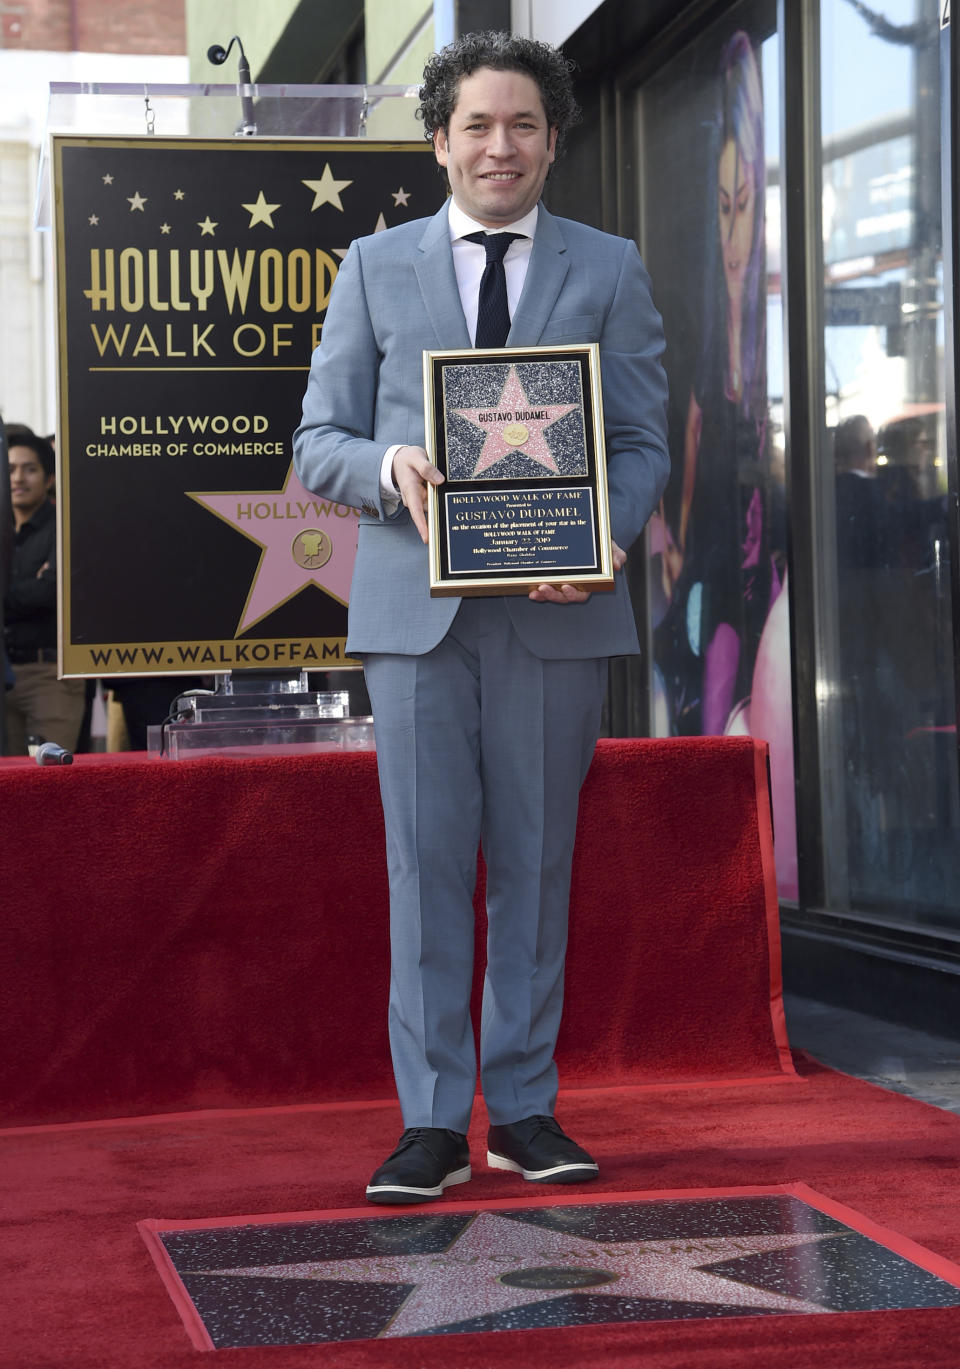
[486,1151,599,1183]
[365,1163,471,1204]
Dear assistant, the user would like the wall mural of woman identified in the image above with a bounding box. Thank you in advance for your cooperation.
[652,27,795,894]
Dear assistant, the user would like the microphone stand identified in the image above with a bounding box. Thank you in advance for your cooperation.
[207,35,257,136]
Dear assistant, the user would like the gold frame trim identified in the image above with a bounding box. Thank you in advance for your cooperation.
[424,342,613,597]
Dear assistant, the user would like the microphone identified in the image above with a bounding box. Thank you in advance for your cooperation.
[36,741,74,766]
[207,36,256,135]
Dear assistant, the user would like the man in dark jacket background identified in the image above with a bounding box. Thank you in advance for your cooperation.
[3,424,85,753]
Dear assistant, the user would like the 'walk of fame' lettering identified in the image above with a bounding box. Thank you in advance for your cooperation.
[88,322,302,359]
[90,322,216,358]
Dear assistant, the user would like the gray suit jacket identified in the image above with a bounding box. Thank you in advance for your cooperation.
[294,202,669,659]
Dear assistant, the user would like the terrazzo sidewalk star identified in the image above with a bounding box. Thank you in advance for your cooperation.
[142,1189,960,1348]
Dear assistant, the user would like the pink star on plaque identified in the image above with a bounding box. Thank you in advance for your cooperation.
[452,365,579,476]
[188,464,358,633]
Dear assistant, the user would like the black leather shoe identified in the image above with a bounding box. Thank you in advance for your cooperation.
[366,1127,470,1204]
[487,1116,599,1183]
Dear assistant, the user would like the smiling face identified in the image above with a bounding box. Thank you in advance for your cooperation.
[9,444,53,526]
[717,136,756,308]
[434,67,557,227]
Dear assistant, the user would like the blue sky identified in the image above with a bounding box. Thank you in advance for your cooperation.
[821,0,915,136]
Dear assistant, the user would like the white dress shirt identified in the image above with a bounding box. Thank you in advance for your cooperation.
[379,200,539,507]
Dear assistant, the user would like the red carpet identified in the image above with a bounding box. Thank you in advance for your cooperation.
[2,738,958,1363]
[0,738,791,1127]
[3,1057,960,1366]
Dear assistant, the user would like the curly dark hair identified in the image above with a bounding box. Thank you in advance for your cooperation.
[419,30,581,156]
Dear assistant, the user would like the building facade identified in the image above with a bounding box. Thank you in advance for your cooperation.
[194,0,960,1024]
[0,0,187,430]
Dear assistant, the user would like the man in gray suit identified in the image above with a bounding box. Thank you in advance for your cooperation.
[294,31,668,1203]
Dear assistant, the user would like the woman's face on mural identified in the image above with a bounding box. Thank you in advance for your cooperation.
[717,136,755,307]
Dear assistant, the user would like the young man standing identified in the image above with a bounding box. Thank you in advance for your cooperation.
[295,32,669,1202]
[3,427,85,754]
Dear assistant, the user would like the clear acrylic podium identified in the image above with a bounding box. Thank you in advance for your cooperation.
[146,672,375,760]
[37,78,424,226]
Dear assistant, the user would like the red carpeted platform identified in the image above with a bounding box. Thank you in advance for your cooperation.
[0,738,791,1127]
[3,737,959,1366]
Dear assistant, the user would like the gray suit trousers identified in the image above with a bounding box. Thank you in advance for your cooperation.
[363,597,606,1133]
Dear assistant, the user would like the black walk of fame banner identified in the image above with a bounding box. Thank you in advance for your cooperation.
[53,135,445,677]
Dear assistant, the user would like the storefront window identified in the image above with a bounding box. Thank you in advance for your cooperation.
[820,0,959,926]
[639,3,794,896]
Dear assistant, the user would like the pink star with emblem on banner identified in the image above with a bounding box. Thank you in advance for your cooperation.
[452,365,579,476]
[188,464,358,633]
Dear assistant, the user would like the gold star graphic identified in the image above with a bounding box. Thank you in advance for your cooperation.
[160,223,171,235]
[88,214,99,226]
[197,216,218,237]
[127,191,147,212]
[392,186,410,206]
[102,173,113,185]
[374,212,388,233]
[242,190,281,228]
[174,189,185,200]
[302,163,352,212]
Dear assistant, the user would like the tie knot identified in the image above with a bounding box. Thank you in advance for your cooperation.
[464,230,523,263]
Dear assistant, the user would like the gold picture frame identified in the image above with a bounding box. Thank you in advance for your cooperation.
[424,343,613,597]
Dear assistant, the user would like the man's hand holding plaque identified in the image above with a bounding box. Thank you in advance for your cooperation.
[393,444,444,544]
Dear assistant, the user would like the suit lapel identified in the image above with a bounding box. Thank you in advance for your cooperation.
[415,203,471,349]
[508,205,569,346]
[414,202,569,350]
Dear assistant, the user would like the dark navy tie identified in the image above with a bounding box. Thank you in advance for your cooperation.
[465,231,523,348]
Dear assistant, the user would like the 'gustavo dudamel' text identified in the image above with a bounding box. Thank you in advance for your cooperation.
[447,492,582,522]
[452,506,579,521]
[83,247,340,357]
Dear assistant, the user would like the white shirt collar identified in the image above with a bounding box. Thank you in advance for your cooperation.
[447,198,539,242]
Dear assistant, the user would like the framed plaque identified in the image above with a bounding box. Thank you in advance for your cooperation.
[425,343,613,597]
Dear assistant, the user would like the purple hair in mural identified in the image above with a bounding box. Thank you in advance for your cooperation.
[713,28,767,423]
[664,28,776,738]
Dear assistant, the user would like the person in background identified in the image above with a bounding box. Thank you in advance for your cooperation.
[834,414,883,572]
[3,425,85,754]
[0,420,11,752]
